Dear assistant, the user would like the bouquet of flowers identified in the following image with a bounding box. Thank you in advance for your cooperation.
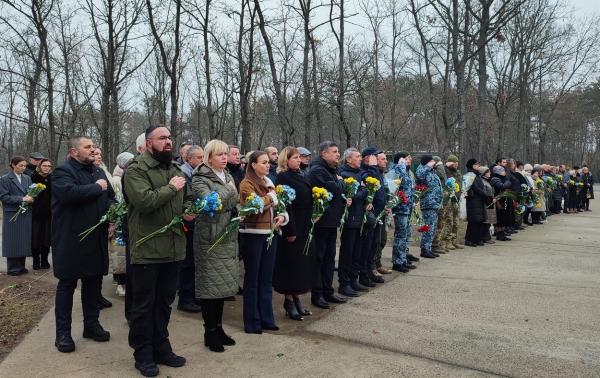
[266,185,296,248]
[136,191,222,247]
[10,183,46,222]
[486,190,521,209]
[514,203,525,221]
[361,177,381,234]
[79,199,128,241]
[206,193,265,254]
[543,176,556,191]
[575,182,583,194]
[587,188,592,199]
[443,178,459,206]
[304,187,333,255]
[557,174,563,181]
[535,179,544,191]
[375,181,408,225]
[339,177,359,235]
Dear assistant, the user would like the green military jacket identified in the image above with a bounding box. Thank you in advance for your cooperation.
[123,150,193,264]
[444,164,463,203]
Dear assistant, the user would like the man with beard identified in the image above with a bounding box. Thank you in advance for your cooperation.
[297,147,312,175]
[265,146,279,182]
[123,125,194,377]
[52,136,116,353]
[226,145,245,189]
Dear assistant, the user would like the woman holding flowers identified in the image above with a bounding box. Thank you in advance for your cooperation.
[192,139,240,352]
[490,166,512,241]
[464,159,492,247]
[30,158,53,270]
[568,170,580,213]
[479,167,496,244]
[0,156,33,276]
[581,167,594,211]
[239,151,288,334]
[273,147,316,321]
[530,169,546,224]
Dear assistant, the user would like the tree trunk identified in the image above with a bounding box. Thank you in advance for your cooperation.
[26,45,44,151]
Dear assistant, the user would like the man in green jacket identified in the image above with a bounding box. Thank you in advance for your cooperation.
[442,155,464,250]
[123,125,194,377]
[431,156,448,254]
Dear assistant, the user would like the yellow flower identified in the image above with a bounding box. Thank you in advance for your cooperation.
[365,177,380,186]
[535,179,542,184]
[454,183,460,193]
[276,185,283,194]
[393,179,402,185]
[569,180,575,185]
[344,177,357,184]
[548,177,553,182]
[535,203,541,207]
[218,204,223,210]
[557,175,563,180]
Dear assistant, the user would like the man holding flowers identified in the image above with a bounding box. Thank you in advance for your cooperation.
[123,125,193,376]
[442,155,463,250]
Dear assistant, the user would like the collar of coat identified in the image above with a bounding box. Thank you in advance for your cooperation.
[69,157,95,172]
[196,163,231,183]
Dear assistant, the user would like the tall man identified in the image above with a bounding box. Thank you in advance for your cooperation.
[226,145,245,189]
[177,145,204,313]
[52,136,116,353]
[307,141,348,309]
[558,165,570,214]
[442,155,463,250]
[124,125,193,377]
[265,146,278,182]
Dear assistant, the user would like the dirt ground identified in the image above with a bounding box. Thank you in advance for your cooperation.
[0,271,56,363]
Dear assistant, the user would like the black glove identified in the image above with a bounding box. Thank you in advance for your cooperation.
[230,206,239,218]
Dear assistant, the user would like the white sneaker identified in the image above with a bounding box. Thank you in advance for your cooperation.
[116,285,126,297]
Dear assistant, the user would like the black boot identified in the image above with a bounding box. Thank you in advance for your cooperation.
[40,247,51,269]
[283,298,303,321]
[293,297,312,316]
[502,231,511,241]
[204,328,225,352]
[215,324,235,346]
[32,248,41,270]
[99,294,112,309]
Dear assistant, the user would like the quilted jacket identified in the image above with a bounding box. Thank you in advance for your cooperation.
[192,163,241,299]
[415,164,443,210]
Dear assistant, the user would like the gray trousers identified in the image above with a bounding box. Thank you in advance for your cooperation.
[7,257,26,273]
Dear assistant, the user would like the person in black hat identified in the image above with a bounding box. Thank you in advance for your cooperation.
[415,155,444,258]
[25,152,44,176]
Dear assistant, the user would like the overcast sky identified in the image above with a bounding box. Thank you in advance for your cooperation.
[570,0,600,18]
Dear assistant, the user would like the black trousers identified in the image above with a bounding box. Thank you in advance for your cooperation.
[312,227,337,299]
[177,230,196,305]
[465,221,483,244]
[200,298,225,329]
[55,276,101,337]
[359,225,380,275]
[482,223,491,241]
[128,261,179,363]
[338,227,362,286]
[124,241,133,321]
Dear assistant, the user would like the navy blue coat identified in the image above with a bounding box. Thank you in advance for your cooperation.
[359,162,385,215]
[415,164,443,210]
[338,163,367,229]
[51,158,116,279]
[0,171,32,258]
[306,156,345,228]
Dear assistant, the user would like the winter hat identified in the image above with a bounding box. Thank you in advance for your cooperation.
[478,166,490,176]
[466,158,479,170]
[421,155,434,166]
[116,152,134,168]
[447,155,459,163]
[297,147,311,157]
[493,166,505,174]
[573,166,580,170]
[523,164,533,171]
[393,151,408,164]
[432,156,441,163]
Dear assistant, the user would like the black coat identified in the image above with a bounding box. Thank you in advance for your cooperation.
[506,170,522,192]
[581,172,594,199]
[490,174,512,227]
[51,158,116,279]
[227,162,245,190]
[338,163,367,229]
[359,162,386,215]
[273,169,317,294]
[30,171,52,248]
[466,169,491,223]
[306,156,345,228]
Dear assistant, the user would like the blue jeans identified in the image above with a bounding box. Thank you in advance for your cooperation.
[240,233,277,332]
[392,214,410,265]
[177,230,195,305]
[55,276,101,337]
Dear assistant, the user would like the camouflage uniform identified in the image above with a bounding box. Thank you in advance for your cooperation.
[389,161,414,266]
[443,165,462,244]
[432,163,447,248]
[415,164,443,252]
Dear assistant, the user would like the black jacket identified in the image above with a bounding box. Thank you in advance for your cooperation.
[359,162,385,215]
[51,158,117,279]
[338,163,367,229]
[466,168,491,223]
[24,162,37,176]
[506,170,522,192]
[267,164,277,183]
[306,156,345,228]
[227,162,245,190]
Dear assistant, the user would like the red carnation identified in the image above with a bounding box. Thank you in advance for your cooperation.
[417,224,430,233]
[513,202,518,209]
[397,191,409,204]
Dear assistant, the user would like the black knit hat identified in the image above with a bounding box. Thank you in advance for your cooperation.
[466,158,479,170]
[393,151,408,164]
[420,155,434,166]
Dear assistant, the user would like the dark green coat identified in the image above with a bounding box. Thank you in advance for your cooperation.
[192,164,240,299]
[123,151,192,265]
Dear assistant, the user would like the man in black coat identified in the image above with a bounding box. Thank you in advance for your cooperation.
[24,152,44,175]
[52,136,116,353]
[306,141,348,309]
[226,145,245,190]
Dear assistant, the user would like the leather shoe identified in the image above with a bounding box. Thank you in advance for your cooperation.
[55,334,75,353]
[99,294,112,309]
[262,325,280,331]
[464,241,477,247]
[154,352,186,367]
[311,297,331,309]
[20,268,29,274]
[407,254,420,262]
[420,251,436,259]
[338,285,359,297]
[6,271,21,276]
[430,251,440,257]
[476,241,485,246]
[368,271,385,283]
[135,360,159,377]
[403,263,416,270]
[359,275,377,287]
[324,294,348,303]
[350,281,369,292]
[177,302,202,313]
[376,267,393,274]
[392,264,409,272]
[83,324,110,342]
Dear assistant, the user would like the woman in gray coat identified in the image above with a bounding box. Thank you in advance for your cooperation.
[0,156,34,276]
[192,139,240,353]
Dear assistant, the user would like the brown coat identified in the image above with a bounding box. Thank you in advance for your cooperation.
[239,176,288,234]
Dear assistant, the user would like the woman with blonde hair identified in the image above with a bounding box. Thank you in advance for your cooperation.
[239,151,288,334]
[273,147,317,321]
[192,139,240,352]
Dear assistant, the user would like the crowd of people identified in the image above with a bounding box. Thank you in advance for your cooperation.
[0,126,594,377]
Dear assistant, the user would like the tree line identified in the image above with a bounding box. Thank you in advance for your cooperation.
[0,0,599,174]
